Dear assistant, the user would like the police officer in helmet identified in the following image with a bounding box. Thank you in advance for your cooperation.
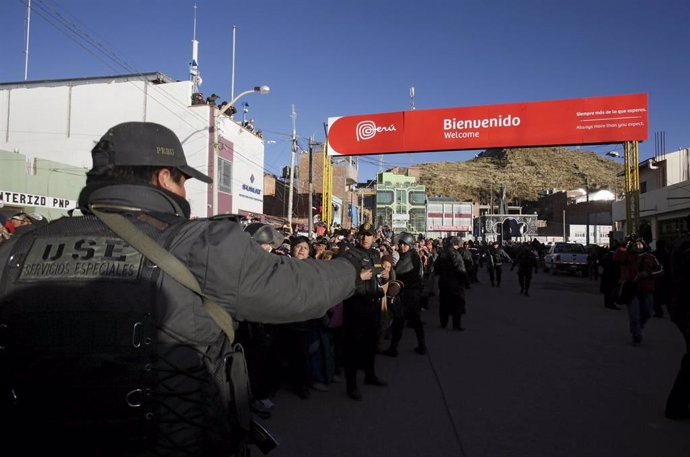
[0,122,357,456]
[382,231,427,356]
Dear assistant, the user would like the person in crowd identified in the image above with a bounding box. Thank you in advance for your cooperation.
[6,211,41,234]
[281,235,331,398]
[599,238,622,310]
[665,214,690,420]
[587,245,601,281]
[434,237,467,330]
[0,121,357,456]
[341,223,388,400]
[428,239,440,297]
[467,240,480,284]
[206,93,219,105]
[418,240,431,311]
[0,214,11,242]
[378,254,398,349]
[234,223,286,418]
[460,242,474,289]
[313,237,329,259]
[513,245,538,296]
[653,239,673,318]
[486,241,512,287]
[320,250,345,385]
[614,236,664,346]
[382,232,427,356]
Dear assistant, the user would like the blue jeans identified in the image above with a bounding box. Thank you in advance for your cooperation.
[627,293,653,340]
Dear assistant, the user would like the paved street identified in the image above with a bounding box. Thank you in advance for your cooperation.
[261,267,690,457]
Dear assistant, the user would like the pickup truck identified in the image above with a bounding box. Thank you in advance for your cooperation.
[543,242,589,276]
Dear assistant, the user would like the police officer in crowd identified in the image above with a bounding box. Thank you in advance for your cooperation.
[383,232,427,356]
[665,214,690,420]
[341,223,388,400]
[433,236,467,330]
[513,245,538,296]
[0,122,357,456]
[236,223,286,418]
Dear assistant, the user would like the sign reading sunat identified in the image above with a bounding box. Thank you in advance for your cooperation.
[327,93,648,156]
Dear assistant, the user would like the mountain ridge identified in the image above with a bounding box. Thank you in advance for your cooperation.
[395,147,624,204]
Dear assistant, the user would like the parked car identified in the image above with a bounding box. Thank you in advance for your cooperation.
[543,242,589,276]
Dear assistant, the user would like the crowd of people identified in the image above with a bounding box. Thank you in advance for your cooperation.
[232,220,549,416]
[237,218,690,427]
[1,120,687,456]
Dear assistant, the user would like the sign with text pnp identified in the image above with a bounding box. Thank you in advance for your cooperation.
[327,93,648,156]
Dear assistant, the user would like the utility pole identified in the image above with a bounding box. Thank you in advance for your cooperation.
[308,135,315,238]
[287,104,297,232]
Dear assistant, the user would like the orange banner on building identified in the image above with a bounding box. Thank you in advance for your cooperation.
[327,94,648,156]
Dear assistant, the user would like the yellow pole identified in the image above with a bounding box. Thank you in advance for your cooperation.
[624,141,640,236]
[322,141,333,232]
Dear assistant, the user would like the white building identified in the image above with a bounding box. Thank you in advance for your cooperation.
[611,148,690,244]
[0,73,265,219]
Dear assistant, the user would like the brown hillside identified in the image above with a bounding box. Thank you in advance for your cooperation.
[399,147,624,204]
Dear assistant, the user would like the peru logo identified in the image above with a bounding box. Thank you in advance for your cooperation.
[356,120,397,142]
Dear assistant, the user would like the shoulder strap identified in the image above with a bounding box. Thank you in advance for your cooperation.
[91,207,235,343]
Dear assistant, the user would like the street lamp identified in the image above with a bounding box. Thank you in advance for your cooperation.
[212,85,271,214]
[218,85,270,117]
[606,151,622,158]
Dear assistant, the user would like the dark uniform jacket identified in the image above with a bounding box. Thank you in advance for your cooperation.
[0,182,356,456]
[343,245,384,314]
[395,249,423,290]
[434,247,466,294]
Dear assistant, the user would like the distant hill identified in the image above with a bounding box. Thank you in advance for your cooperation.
[395,147,624,204]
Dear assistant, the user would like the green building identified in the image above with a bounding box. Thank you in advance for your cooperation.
[375,172,426,234]
[0,149,86,222]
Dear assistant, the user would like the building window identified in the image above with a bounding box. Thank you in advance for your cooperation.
[410,208,426,232]
[409,191,426,205]
[219,158,232,193]
[396,189,407,205]
[640,181,647,194]
[376,190,394,205]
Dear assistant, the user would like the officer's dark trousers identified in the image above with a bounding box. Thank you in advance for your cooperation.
[388,288,425,350]
[518,271,532,293]
[495,265,504,286]
[439,289,465,328]
[343,308,380,389]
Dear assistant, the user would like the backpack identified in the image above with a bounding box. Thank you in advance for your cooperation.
[0,215,168,453]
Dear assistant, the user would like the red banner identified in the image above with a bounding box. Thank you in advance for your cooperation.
[327,94,648,156]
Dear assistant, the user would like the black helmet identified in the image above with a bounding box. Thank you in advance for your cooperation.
[244,222,284,246]
[397,232,416,247]
[448,236,461,246]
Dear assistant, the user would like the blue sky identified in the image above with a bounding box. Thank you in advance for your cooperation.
[2,0,689,182]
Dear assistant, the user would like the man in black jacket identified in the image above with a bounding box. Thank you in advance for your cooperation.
[342,223,389,400]
[383,232,427,356]
[434,237,467,330]
[0,122,357,456]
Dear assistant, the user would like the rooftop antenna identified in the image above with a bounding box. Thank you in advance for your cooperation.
[189,3,202,92]
[24,0,32,80]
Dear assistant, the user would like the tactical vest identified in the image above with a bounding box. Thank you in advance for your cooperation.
[0,214,182,455]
